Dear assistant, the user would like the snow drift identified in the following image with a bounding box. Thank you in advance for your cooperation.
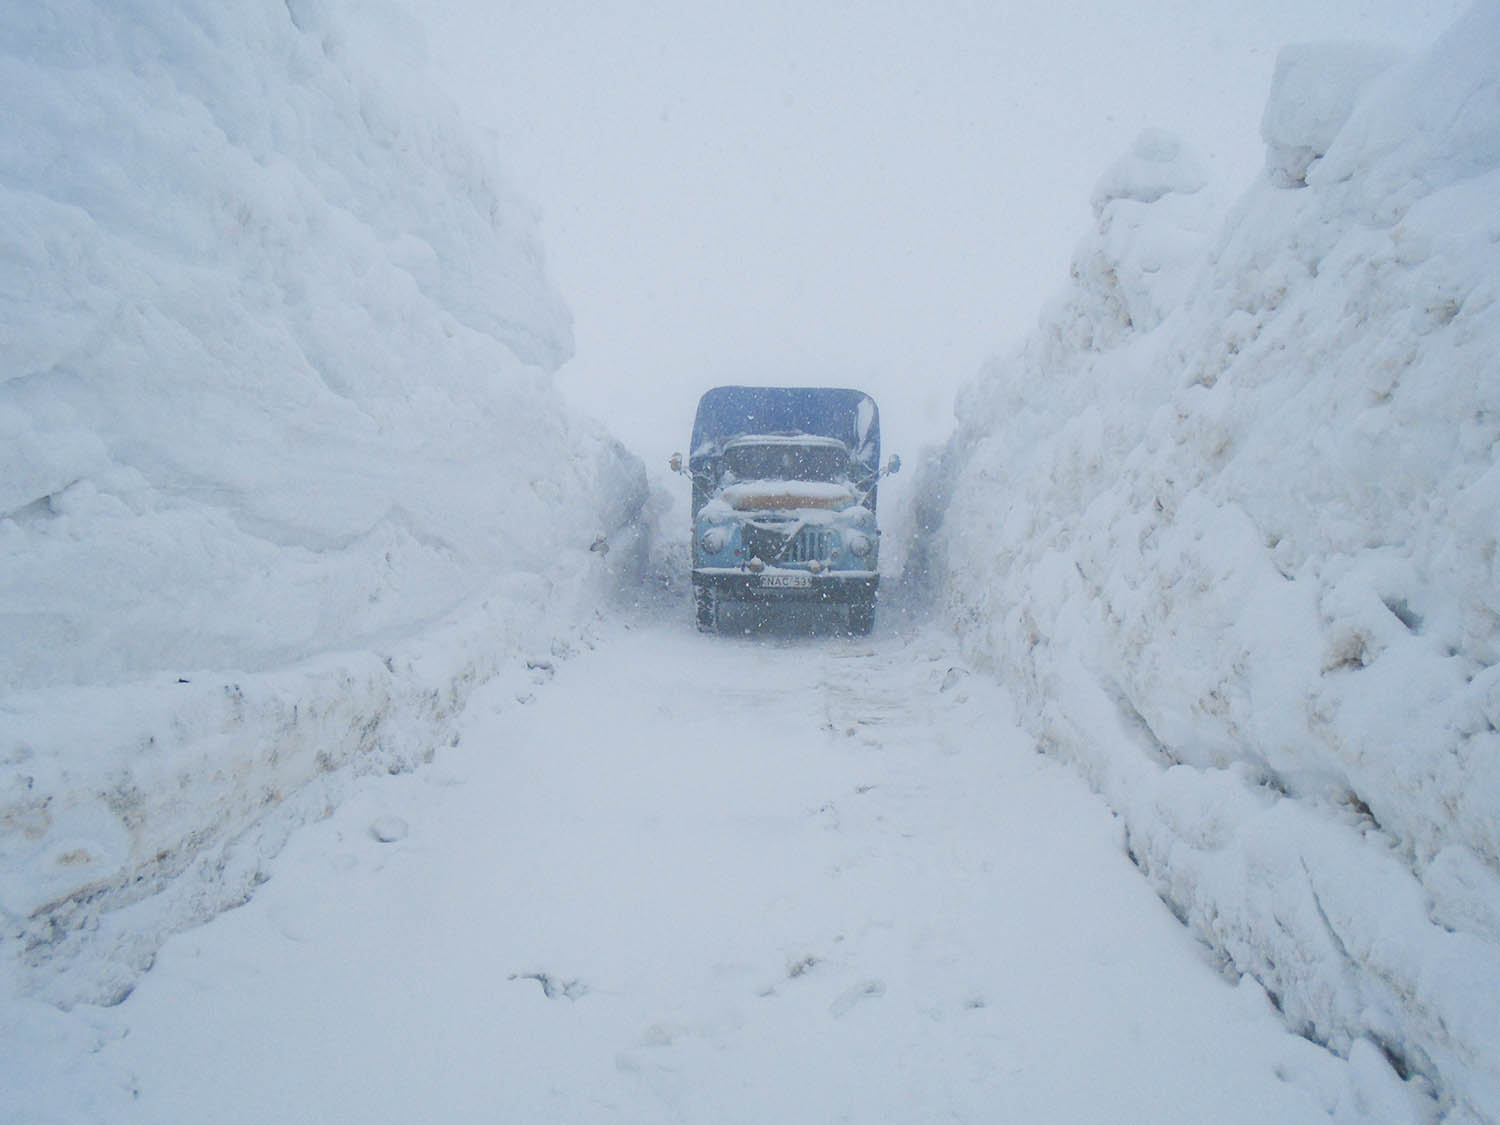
[1,0,646,1006]
[916,5,1500,1119]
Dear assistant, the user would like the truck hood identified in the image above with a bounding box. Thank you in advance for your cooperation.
[719,480,857,511]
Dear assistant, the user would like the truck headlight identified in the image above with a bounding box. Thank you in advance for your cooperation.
[847,533,873,558]
[700,528,728,554]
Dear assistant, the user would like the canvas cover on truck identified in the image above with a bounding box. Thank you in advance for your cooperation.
[689,386,881,480]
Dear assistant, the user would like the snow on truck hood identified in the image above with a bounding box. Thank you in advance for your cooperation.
[718,480,857,511]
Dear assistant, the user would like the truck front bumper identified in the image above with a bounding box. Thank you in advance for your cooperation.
[692,568,878,603]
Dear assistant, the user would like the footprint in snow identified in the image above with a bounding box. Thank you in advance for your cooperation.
[510,971,589,1000]
[756,953,820,997]
[940,666,969,693]
[828,978,885,1017]
[369,815,408,843]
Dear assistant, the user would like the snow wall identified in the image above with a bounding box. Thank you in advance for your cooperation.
[1,0,647,1007]
[913,6,1500,1120]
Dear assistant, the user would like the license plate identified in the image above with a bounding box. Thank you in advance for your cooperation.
[759,573,811,588]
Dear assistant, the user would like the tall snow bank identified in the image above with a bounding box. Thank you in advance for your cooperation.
[917,5,1500,1119]
[1,0,646,1006]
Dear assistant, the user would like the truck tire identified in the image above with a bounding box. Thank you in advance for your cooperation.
[848,596,875,636]
[695,586,719,633]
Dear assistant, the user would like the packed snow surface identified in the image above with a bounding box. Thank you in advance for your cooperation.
[2,621,1416,1123]
[917,5,1500,1119]
[1,0,645,1008]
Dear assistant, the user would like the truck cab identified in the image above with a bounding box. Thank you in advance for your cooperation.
[674,385,898,634]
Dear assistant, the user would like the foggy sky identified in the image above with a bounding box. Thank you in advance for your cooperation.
[405,0,1464,467]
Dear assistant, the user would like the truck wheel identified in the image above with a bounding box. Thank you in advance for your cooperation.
[695,586,719,633]
[848,597,875,636]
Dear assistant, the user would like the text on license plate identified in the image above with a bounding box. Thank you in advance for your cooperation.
[759,573,812,588]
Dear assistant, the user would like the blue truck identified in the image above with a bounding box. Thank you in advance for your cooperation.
[672,385,899,634]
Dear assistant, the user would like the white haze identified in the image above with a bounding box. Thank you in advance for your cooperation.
[4,0,1496,1119]
[406,0,1464,467]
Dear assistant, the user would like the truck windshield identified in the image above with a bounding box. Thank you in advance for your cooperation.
[723,441,850,483]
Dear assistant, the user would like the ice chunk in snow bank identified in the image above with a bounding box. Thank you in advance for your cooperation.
[1089,128,1207,219]
[1313,2,1500,224]
[1049,130,1215,349]
[1261,43,1402,188]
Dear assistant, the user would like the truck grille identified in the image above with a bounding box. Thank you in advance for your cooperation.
[743,521,839,565]
[783,527,838,563]
[743,523,788,563]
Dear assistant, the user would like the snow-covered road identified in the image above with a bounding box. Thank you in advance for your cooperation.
[33,612,1385,1123]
